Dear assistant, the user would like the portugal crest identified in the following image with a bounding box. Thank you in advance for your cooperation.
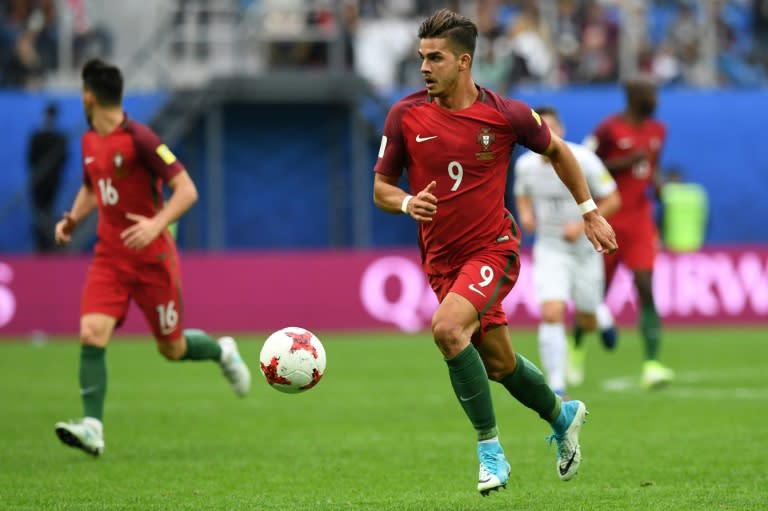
[476,127,496,161]
[114,152,129,178]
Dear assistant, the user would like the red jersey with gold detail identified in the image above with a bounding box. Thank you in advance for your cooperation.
[375,87,551,274]
[591,114,666,225]
[81,116,184,262]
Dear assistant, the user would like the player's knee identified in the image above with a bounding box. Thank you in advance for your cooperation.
[432,319,467,357]
[485,362,515,382]
[80,322,108,347]
[540,309,562,323]
[540,301,565,323]
[576,313,598,331]
[635,283,654,305]
[157,341,185,361]
[482,348,517,382]
[633,272,654,304]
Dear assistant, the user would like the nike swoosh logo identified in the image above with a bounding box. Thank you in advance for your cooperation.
[459,391,482,402]
[468,284,487,297]
[80,386,99,395]
[84,156,96,165]
[478,477,492,483]
[415,134,438,143]
[559,450,577,476]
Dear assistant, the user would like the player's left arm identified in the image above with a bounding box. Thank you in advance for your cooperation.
[651,127,668,200]
[122,124,198,249]
[150,170,198,231]
[122,171,197,250]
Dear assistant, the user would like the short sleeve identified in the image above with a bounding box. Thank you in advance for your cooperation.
[501,99,551,154]
[374,103,408,177]
[129,122,184,182]
[589,120,612,159]
[577,145,616,198]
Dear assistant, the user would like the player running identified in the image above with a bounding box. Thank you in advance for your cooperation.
[373,9,617,495]
[586,77,674,389]
[53,59,251,457]
[514,106,621,394]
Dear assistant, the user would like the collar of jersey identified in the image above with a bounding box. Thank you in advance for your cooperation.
[427,86,487,104]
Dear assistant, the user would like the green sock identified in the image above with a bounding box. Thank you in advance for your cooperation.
[80,345,107,421]
[640,303,661,360]
[501,353,561,423]
[182,329,223,361]
[446,345,498,441]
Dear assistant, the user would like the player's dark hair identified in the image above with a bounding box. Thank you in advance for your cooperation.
[533,105,559,121]
[81,58,123,106]
[622,75,658,96]
[418,9,477,58]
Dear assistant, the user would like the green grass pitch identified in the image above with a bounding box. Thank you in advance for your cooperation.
[0,327,766,510]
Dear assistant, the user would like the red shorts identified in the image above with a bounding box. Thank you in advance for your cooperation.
[428,248,520,344]
[604,216,659,282]
[81,250,184,342]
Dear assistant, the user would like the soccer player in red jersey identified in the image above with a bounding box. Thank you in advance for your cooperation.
[53,59,251,457]
[373,10,617,494]
[588,77,674,389]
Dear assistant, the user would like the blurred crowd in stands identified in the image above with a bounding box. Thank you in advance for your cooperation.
[351,0,768,90]
[3,0,768,90]
[0,0,111,88]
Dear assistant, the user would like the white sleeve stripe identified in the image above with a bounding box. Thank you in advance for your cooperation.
[378,136,388,158]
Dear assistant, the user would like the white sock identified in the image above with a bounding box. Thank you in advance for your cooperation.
[596,302,615,330]
[537,322,567,393]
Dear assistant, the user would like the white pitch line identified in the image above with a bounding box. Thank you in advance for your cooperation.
[660,387,768,400]
[602,376,637,392]
[601,371,768,400]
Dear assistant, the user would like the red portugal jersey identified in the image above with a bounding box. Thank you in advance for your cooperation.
[81,116,184,261]
[375,88,551,274]
[591,114,666,224]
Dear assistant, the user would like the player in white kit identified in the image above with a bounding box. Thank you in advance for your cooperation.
[514,107,621,395]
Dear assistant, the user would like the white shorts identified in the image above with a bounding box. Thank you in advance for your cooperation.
[532,242,604,313]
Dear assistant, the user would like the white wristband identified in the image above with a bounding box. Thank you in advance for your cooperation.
[578,198,598,215]
[401,195,413,214]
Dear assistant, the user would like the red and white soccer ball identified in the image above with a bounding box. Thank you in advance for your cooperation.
[259,327,326,394]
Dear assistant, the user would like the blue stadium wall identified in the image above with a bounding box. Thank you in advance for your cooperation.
[0,86,765,251]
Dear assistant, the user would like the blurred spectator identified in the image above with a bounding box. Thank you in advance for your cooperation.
[295,0,768,89]
[355,1,416,90]
[472,0,514,90]
[1,0,57,88]
[575,0,618,83]
[649,41,683,85]
[662,2,714,86]
[666,1,698,52]
[507,8,553,85]
[752,0,768,71]
[754,0,768,50]
[27,102,67,253]
[552,0,584,84]
[66,0,113,68]
[1,0,112,87]
[264,0,355,70]
[713,0,765,85]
